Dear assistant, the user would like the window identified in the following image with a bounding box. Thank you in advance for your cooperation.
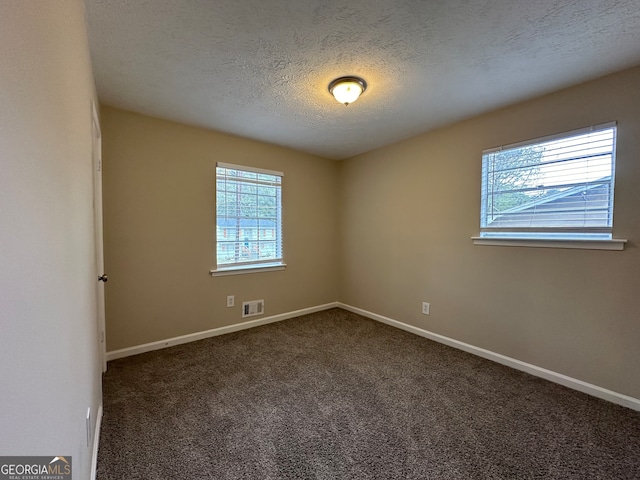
[478,122,620,246]
[213,163,284,274]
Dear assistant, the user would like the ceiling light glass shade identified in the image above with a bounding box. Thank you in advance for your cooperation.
[328,76,367,106]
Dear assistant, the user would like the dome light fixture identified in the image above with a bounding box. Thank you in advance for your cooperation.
[328,76,367,106]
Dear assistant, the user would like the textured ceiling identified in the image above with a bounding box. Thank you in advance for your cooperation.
[85,0,640,160]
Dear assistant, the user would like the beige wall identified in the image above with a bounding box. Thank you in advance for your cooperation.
[340,66,640,399]
[0,1,102,478]
[102,66,640,399]
[101,107,339,351]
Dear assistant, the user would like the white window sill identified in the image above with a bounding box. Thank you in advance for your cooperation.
[471,237,626,251]
[210,263,287,277]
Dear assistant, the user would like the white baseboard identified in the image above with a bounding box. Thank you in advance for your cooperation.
[338,303,640,412]
[106,302,339,362]
[90,404,103,480]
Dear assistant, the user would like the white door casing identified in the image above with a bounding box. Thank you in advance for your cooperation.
[92,102,107,372]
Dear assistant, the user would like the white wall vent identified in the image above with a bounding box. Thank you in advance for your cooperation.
[242,299,264,318]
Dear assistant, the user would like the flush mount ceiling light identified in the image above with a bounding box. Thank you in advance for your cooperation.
[328,76,367,106]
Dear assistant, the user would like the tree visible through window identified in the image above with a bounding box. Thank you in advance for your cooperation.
[216,163,283,269]
[480,123,617,239]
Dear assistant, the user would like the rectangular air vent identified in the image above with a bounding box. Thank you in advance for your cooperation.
[242,299,264,318]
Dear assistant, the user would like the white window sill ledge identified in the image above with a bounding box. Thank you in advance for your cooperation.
[471,237,627,251]
[210,263,287,277]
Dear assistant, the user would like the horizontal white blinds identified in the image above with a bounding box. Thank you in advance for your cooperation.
[216,164,283,268]
[481,123,616,235]
[217,162,283,177]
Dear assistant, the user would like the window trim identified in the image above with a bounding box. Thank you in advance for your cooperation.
[213,162,285,275]
[471,236,626,251]
[476,122,626,249]
[210,263,286,277]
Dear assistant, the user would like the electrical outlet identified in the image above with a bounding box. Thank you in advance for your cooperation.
[86,407,91,447]
[422,302,430,315]
[227,295,235,307]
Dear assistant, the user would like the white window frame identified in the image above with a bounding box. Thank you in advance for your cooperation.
[472,122,626,250]
[210,163,286,276]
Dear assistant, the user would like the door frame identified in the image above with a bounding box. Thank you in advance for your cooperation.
[92,101,107,372]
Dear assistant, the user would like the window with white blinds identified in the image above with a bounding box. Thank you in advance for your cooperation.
[215,163,283,271]
[480,122,617,240]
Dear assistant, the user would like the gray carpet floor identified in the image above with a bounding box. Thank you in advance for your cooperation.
[97,308,640,479]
